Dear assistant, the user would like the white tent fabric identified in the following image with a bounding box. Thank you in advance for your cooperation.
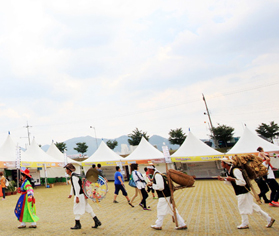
[46,142,81,176]
[0,134,35,168]
[47,142,81,165]
[124,137,170,174]
[24,139,63,167]
[227,127,279,154]
[83,140,124,164]
[125,137,164,161]
[170,131,223,178]
[171,131,222,158]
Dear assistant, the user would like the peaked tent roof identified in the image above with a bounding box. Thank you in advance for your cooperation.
[0,134,36,167]
[82,140,124,163]
[171,131,222,157]
[227,127,279,154]
[125,137,164,161]
[24,139,63,166]
[46,142,81,165]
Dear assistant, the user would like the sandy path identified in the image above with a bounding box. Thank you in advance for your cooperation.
[0,180,278,236]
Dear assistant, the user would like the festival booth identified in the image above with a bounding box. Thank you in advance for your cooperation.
[46,141,81,183]
[0,134,43,187]
[227,127,279,169]
[24,139,64,186]
[171,131,223,178]
[124,137,173,175]
[82,141,125,181]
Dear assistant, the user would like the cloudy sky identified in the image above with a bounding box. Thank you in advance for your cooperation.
[0,0,278,148]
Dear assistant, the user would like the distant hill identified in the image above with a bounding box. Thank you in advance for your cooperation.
[41,135,180,156]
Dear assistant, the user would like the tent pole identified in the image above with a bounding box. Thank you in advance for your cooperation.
[44,164,47,187]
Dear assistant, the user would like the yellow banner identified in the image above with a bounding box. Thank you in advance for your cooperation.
[171,155,223,162]
[21,162,64,168]
[82,161,127,167]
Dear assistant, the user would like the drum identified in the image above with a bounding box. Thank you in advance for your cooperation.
[82,176,108,202]
[168,169,195,187]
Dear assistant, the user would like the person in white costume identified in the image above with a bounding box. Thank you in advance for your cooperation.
[218,158,275,229]
[64,163,101,230]
[147,166,187,230]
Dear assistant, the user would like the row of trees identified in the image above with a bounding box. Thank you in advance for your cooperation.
[55,121,279,155]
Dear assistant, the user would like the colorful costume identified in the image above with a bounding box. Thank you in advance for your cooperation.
[14,179,39,223]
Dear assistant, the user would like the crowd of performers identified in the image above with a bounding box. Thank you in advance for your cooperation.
[2,145,278,231]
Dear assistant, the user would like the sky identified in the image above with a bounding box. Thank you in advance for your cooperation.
[0,0,279,148]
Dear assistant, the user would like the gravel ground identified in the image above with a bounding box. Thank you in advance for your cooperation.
[0,180,278,236]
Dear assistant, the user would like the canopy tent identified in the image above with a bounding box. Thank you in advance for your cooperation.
[171,131,223,162]
[82,140,125,166]
[226,126,279,168]
[0,134,46,186]
[125,137,171,173]
[23,139,64,168]
[82,141,125,180]
[171,131,223,178]
[46,141,81,176]
[0,134,20,168]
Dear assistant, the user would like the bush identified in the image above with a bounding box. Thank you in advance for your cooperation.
[7,180,16,192]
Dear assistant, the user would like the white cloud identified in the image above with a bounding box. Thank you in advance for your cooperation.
[0,0,278,147]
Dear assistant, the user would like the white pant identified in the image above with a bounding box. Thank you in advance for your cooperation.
[155,197,186,227]
[240,202,270,225]
[73,195,96,220]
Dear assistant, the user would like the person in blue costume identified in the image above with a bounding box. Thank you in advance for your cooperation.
[14,168,39,229]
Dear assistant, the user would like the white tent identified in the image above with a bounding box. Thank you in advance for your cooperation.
[227,127,279,154]
[25,139,64,183]
[0,134,19,168]
[172,131,223,158]
[171,131,223,178]
[82,141,125,180]
[125,137,171,173]
[0,134,42,185]
[46,141,81,176]
[227,126,279,168]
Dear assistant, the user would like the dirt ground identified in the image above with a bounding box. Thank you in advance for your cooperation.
[0,179,279,236]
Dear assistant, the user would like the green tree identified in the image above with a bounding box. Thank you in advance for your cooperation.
[168,128,186,146]
[128,128,149,146]
[106,140,118,150]
[55,142,67,153]
[74,142,88,156]
[256,121,279,143]
[210,124,234,147]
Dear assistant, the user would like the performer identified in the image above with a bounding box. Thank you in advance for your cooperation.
[143,167,156,199]
[218,158,275,229]
[64,163,101,230]
[14,168,39,229]
[147,166,187,230]
[262,158,279,206]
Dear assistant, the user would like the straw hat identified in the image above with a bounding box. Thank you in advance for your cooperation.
[220,157,234,164]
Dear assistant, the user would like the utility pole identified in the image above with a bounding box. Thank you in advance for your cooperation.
[90,126,98,148]
[202,94,219,148]
[23,122,32,145]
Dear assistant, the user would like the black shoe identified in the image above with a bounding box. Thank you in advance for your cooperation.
[71,220,81,230]
[92,216,102,228]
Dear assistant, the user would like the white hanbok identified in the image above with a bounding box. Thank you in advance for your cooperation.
[152,171,186,228]
[70,174,96,220]
[225,167,271,226]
